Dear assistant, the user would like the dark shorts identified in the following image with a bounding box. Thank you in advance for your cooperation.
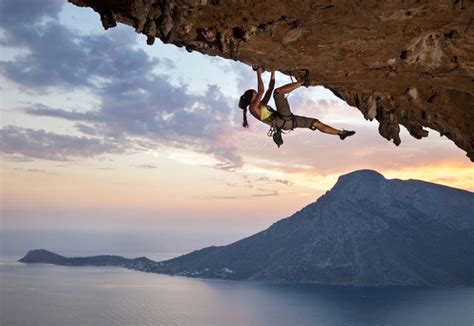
[272,92,317,130]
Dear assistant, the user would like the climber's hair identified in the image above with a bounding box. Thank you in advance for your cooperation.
[238,89,254,128]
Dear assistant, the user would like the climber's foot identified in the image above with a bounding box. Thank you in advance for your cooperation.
[339,130,355,140]
[300,69,310,87]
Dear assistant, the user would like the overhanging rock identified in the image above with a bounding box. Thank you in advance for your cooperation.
[69,0,474,161]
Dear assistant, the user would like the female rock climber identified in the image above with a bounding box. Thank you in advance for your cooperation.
[238,66,355,146]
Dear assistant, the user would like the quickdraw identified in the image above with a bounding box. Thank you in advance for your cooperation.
[267,114,297,148]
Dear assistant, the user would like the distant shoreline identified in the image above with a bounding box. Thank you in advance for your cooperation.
[18,249,473,288]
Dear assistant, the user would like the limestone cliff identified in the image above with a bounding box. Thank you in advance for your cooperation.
[69,0,474,160]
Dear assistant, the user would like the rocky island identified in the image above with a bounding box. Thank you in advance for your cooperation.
[20,170,474,287]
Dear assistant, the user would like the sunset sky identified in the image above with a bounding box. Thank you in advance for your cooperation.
[1,1,473,250]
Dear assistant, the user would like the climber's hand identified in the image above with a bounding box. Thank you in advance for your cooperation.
[252,65,264,74]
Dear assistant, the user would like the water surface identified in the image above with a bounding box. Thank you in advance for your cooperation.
[1,253,473,326]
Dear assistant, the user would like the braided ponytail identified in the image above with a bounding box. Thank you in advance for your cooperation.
[242,107,249,128]
[238,89,254,129]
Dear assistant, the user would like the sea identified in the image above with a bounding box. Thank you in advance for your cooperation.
[1,250,473,326]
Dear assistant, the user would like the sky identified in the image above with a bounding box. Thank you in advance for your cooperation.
[0,0,473,252]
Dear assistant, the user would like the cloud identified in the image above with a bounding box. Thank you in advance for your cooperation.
[19,81,242,169]
[13,168,59,175]
[132,164,157,169]
[256,176,292,186]
[0,1,243,170]
[24,104,97,121]
[0,0,63,39]
[206,190,279,200]
[1,25,158,90]
[74,123,100,136]
[0,126,125,161]
[0,0,158,90]
[1,155,34,162]
[26,168,46,173]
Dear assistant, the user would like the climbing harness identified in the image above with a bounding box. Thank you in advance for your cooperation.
[266,112,297,148]
[265,69,303,148]
[268,125,284,147]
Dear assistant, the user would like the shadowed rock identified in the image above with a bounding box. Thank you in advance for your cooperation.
[68,0,474,160]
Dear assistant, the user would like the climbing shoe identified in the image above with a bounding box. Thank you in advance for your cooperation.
[339,130,355,140]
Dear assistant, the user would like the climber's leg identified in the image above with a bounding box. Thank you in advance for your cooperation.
[311,120,341,135]
[273,80,305,96]
[311,120,356,139]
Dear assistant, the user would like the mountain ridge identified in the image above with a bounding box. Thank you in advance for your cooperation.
[19,170,474,287]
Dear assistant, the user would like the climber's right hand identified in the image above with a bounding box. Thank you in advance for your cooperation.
[252,65,264,74]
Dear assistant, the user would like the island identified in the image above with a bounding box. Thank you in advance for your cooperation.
[20,170,474,287]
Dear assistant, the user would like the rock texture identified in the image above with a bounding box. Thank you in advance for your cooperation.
[69,0,474,160]
[20,170,474,286]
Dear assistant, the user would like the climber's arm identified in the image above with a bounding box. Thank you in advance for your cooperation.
[261,71,275,105]
[250,67,264,112]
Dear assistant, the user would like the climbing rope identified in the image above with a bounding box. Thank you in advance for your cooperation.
[286,74,295,99]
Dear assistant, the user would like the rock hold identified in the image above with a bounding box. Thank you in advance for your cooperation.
[69,0,474,161]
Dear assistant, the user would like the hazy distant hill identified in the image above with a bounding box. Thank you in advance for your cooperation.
[20,170,474,287]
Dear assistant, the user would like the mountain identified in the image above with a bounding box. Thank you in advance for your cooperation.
[20,170,474,286]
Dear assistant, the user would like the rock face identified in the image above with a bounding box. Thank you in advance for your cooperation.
[69,0,474,160]
[20,170,474,286]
